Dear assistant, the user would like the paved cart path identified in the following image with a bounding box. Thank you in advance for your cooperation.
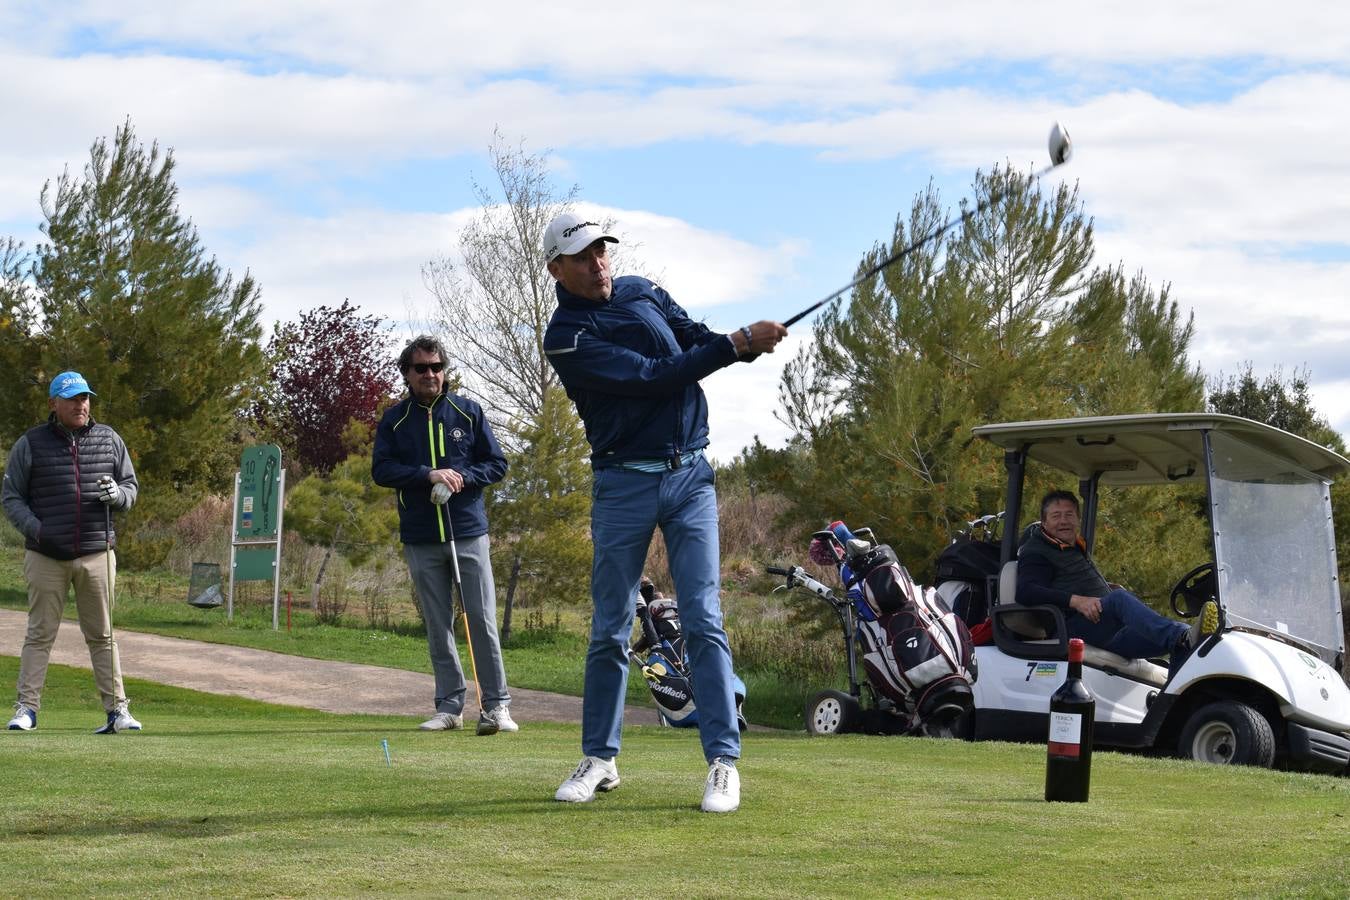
[0,607,659,725]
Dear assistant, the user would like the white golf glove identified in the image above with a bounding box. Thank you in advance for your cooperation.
[97,474,122,505]
[430,482,452,505]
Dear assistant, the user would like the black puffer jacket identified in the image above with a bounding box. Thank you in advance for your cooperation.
[1015,526,1111,610]
[1,416,139,560]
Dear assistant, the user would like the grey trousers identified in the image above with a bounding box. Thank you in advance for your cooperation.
[404,535,510,716]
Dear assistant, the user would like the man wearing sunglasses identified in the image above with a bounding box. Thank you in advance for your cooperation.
[541,211,788,813]
[372,335,515,736]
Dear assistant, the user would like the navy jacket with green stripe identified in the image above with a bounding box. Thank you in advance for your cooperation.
[371,390,507,544]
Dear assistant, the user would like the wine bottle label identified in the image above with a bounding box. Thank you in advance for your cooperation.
[1048,711,1082,758]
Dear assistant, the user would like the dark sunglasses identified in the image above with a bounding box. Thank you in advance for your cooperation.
[411,362,445,374]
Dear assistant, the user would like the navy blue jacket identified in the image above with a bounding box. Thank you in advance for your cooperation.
[543,276,738,467]
[371,391,507,544]
[1016,527,1112,610]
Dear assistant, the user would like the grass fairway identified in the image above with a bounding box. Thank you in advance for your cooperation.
[2,661,1347,898]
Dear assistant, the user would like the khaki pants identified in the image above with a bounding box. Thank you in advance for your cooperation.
[16,549,125,712]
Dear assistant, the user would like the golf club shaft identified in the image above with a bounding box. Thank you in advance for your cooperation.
[783,158,1064,328]
[444,508,485,711]
[105,502,119,706]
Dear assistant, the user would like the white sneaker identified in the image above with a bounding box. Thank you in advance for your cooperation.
[7,703,36,731]
[477,705,519,736]
[94,701,141,734]
[418,712,463,731]
[701,758,740,813]
[554,756,620,802]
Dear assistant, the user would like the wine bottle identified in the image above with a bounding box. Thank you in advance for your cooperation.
[1045,637,1094,802]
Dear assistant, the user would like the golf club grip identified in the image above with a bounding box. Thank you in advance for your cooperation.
[782,303,826,328]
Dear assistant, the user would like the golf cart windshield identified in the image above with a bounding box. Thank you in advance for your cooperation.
[1208,430,1343,658]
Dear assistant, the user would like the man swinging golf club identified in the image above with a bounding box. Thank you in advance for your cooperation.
[372,336,517,735]
[4,371,141,734]
[542,211,788,813]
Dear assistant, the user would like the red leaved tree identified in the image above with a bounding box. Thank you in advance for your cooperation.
[253,300,400,474]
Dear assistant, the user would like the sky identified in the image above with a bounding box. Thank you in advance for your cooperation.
[2,2,1349,462]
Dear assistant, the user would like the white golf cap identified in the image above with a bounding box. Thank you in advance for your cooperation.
[543,211,618,263]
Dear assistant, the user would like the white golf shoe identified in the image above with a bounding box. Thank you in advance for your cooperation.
[701,758,740,813]
[554,756,620,802]
[476,705,519,736]
[7,703,36,731]
[418,712,463,731]
[94,701,142,734]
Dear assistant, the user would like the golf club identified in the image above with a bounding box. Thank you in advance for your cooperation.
[96,499,122,734]
[444,507,485,716]
[782,122,1073,328]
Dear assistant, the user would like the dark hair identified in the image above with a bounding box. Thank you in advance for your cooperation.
[1040,490,1080,520]
[398,335,449,393]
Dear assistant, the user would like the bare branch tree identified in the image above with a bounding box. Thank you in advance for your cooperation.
[423,131,579,450]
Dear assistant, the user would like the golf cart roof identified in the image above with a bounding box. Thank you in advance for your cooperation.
[973,413,1350,486]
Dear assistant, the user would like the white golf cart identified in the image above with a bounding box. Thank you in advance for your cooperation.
[971,413,1350,773]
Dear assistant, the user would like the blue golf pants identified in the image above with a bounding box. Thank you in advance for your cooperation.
[1068,588,1188,661]
[582,456,740,764]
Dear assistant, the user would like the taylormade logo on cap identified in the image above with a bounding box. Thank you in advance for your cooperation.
[543,211,618,263]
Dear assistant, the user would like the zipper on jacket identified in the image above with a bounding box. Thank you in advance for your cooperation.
[426,405,446,542]
[70,439,81,553]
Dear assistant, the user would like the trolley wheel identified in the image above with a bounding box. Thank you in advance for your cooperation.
[805,689,862,735]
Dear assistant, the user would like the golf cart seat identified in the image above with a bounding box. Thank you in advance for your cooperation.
[990,561,1068,656]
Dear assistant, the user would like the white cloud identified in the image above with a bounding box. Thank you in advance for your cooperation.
[606,207,798,309]
[704,333,807,463]
[4,2,1350,452]
[212,207,474,332]
[19,2,1350,81]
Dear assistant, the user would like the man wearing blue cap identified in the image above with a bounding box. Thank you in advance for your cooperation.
[3,371,141,733]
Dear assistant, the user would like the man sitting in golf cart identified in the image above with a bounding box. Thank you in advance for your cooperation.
[1017,490,1213,676]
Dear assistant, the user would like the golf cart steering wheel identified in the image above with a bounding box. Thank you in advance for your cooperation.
[1171,562,1216,617]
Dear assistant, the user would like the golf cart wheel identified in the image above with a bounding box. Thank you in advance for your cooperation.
[1178,700,1276,768]
[805,690,861,735]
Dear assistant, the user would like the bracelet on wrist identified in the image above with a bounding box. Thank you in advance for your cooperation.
[739,325,754,354]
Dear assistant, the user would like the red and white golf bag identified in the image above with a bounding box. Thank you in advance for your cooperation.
[850,545,977,729]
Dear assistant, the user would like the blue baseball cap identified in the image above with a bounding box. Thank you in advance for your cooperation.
[49,371,96,399]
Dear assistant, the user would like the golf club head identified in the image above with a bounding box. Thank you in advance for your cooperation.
[1048,122,1072,166]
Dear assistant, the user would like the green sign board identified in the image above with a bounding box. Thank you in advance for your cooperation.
[235,444,282,541]
[234,546,278,581]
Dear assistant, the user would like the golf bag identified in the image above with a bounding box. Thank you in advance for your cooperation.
[933,536,1002,628]
[815,523,977,731]
[629,579,748,731]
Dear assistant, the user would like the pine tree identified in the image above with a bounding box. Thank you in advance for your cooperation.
[31,121,264,556]
[0,238,44,441]
[486,385,593,636]
[776,164,1205,586]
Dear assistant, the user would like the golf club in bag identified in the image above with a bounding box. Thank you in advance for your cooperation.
[783,123,1073,327]
[628,578,748,731]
